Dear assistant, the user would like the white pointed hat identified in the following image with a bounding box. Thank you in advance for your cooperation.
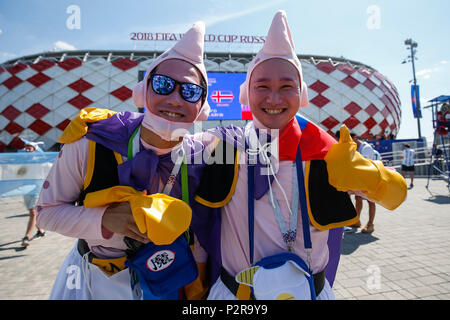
[239,10,308,108]
[132,21,210,121]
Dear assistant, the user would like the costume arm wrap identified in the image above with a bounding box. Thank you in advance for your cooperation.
[58,107,116,144]
[324,125,407,210]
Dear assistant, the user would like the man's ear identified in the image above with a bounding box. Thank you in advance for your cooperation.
[132,81,146,108]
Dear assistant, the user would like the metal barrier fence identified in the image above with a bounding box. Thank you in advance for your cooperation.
[380,143,450,178]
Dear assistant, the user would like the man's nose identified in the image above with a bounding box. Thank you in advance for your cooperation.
[166,84,185,107]
[266,89,282,104]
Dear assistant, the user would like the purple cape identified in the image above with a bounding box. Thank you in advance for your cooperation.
[85,113,342,289]
[85,111,220,285]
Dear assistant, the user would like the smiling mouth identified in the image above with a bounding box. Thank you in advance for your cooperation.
[263,108,286,115]
[160,110,184,119]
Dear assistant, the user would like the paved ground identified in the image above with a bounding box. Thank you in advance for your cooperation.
[0,178,449,300]
[333,178,450,300]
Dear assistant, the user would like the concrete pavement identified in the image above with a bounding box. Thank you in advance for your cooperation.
[333,178,450,300]
[0,178,449,300]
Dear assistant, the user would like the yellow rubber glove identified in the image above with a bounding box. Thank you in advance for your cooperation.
[324,125,407,210]
[84,186,192,245]
[58,107,116,144]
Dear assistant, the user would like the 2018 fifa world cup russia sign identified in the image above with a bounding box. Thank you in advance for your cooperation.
[130,32,266,44]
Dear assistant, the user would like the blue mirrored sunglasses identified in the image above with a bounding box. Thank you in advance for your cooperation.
[150,74,205,103]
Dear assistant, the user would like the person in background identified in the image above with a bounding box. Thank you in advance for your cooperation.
[334,131,380,234]
[348,133,377,234]
[401,143,415,188]
[21,140,46,247]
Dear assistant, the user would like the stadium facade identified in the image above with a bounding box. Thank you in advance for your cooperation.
[0,50,401,151]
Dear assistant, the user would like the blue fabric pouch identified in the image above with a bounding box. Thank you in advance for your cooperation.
[125,235,198,300]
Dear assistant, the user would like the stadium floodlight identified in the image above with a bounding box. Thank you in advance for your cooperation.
[404,39,418,48]
[403,38,422,138]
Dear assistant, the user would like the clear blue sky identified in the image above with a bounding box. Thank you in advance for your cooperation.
[1,0,449,143]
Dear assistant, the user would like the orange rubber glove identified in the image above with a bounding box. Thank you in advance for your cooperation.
[324,125,407,210]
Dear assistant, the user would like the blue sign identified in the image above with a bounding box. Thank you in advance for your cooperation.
[206,72,248,120]
[139,71,249,120]
[411,85,422,119]
[0,152,58,198]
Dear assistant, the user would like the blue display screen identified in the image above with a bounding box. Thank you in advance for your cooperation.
[140,71,250,120]
[206,72,248,120]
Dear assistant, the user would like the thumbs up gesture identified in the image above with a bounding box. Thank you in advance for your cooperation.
[325,125,407,210]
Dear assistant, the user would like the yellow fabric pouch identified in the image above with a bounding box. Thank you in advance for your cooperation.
[325,125,407,210]
[84,186,192,245]
[58,107,116,144]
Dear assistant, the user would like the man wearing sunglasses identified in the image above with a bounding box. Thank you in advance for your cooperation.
[36,22,211,300]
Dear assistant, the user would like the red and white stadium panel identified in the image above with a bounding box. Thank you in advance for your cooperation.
[0,57,139,151]
[0,53,401,151]
[301,60,401,139]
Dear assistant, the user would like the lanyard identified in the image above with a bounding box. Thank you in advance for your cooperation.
[126,126,190,300]
[267,164,299,252]
[127,126,189,204]
[247,146,312,269]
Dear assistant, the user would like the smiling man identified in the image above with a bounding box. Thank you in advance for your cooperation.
[189,10,407,300]
[36,22,211,300]
[247,58,304,129]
